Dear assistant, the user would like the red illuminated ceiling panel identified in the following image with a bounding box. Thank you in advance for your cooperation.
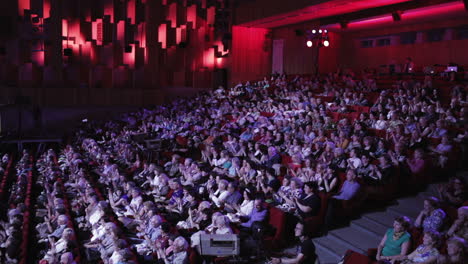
[238,0,413,28]
[323,1,467,31]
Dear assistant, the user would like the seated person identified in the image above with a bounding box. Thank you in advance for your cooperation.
[155,236,189,264]
[208,179,229,208]
[42,228,77,264]
[436,236,467,264]
[270,221,317,264]
[400,230,441,264]
[240,197,268,229]
[376,216,412,263]
[447,206,468,241]
[437,177,467,207]
[227,189,255,223]
[294,181,321,219]
[333,169,361,201]
[59,252,77,264]
[325,170,361,227]
[429,135,453,168]
[222,182,243,212]
[415,197,446,232]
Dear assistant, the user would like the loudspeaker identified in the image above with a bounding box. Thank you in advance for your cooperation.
[295,29,303,36]
[124,45,132,53]
[392,11,401,21]
[63,48,72,56]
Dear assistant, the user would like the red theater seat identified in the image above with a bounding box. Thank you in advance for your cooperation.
[304,192,330,237]
[263,206,286,250]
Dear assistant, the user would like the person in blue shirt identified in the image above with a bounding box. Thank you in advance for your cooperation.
[241,197,268,229]
[325,169,361,229]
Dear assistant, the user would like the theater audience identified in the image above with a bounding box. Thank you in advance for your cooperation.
[2,70,467,264]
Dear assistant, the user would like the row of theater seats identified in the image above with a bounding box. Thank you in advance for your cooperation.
[0,157,13,202]
[53,156,83,263]
[19,155,33,264]
[80,166,141,263]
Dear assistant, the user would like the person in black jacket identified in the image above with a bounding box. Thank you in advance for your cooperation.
[270,221,317,264]
[295,181,321,219]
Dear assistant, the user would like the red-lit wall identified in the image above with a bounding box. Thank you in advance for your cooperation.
[338,17,468,72]
[271,16,468,76]
[231,26,271,85]
[272,21,320,75]
[0,0,225,106]
[319,32,342,74]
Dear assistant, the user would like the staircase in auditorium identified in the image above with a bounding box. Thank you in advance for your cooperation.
[311,174,464,264]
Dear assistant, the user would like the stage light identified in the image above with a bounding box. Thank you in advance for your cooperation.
[306,40,313,47]
[324,30,328,33]
[323,40,330,47]
[312,29,316,34]
[319,29,322,33]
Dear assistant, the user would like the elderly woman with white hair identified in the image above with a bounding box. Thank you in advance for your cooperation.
[278,177,304,207]
[156,236,189,264]
[42,228,77,264]
[209,179,230,208]
[447,206,468,240]
[190,211,233,253]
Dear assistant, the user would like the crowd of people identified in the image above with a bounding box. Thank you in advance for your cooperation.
[1,70,468,264]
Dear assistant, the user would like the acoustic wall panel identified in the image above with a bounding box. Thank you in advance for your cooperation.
[0,0,232,106]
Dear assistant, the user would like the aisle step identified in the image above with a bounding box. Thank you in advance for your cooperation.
[329,227,380,253]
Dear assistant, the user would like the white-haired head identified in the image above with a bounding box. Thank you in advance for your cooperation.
[173,236,189,252]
